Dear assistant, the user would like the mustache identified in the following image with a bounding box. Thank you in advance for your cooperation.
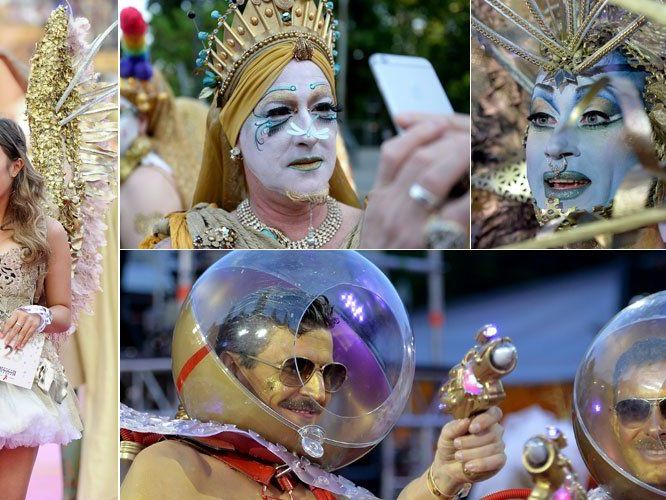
[634,437,666,451]
[279,397,322,414]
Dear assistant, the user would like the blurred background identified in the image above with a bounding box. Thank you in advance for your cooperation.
[120,250,666,499]
[0,2,118,499]
[118,0,469,197]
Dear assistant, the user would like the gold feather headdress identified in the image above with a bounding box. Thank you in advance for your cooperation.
[472,0,665,88]
[25,6,117,332]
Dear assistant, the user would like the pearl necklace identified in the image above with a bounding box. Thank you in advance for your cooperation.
[237,196,342,249]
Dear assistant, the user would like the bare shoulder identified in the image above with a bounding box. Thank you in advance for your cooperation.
[123,440,252,499]
[123,441,210,495]
[121,164,182,213]
[45,217,68,246]
[338,203,363,226]
[133,440,208,467]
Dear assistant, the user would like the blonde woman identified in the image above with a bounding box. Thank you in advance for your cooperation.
[0,118,82,500]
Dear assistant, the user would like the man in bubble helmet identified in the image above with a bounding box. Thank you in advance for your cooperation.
[573,290,666,500]
[120,251,506,499]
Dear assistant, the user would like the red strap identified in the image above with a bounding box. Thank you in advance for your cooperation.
[481,488,532,500]
[212,451,277,486]
[176,345,211,391]
[120,429,164,447]
[209,449,337,499]
[310,485,337,500]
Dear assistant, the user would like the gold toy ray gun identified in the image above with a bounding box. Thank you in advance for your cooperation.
[439,324,518,419]
[523,426,587,500]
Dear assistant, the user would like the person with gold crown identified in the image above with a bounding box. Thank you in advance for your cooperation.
[119,6,209,248]
[120,251,506,499]
[138,0,470,249]
[0,5,117,498]
[470,0,666,248]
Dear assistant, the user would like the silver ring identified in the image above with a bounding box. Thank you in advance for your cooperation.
[16,323,24,328]
[546,156,567,174]
[424,218,468,249]
[408,183,438,210]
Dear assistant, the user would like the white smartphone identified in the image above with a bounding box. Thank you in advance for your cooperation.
[369,53,454,132]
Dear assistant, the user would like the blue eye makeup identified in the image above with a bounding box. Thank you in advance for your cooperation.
[253,115,291,150]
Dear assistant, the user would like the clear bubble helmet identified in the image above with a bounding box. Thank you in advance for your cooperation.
[573,291,666,499]
[171,251,415,471]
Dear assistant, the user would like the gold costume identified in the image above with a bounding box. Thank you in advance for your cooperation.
[141,0,360,249]
[120,70,207,208]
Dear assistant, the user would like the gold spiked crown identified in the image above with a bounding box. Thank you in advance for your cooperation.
[195,0,339,101]
[471,1,653,77]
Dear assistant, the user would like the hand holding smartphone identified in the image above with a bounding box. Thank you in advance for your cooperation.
[369,53,454,133]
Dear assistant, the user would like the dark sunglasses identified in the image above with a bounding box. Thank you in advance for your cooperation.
[240,354,348,393]
[614,397,666,427]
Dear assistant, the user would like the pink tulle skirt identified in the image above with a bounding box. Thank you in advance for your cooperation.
[0,377,82,449]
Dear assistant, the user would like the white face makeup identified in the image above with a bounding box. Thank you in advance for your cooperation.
[120,96,142,156]
[237,60,339,199]
[525,51,647,211]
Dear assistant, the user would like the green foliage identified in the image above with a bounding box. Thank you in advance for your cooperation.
[144,0,469,141]
[345,0,469,124]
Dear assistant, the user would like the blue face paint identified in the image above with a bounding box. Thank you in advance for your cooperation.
[525,49,648,212]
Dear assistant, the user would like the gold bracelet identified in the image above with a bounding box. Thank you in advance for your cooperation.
[427,466,453,499]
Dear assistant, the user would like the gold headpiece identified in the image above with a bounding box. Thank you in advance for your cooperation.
[471,1,650,79]
[195,0,338,101]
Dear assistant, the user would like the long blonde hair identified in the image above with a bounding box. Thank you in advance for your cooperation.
[0,118,48,264]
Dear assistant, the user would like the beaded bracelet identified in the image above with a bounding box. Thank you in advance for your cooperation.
[19,305,53,333]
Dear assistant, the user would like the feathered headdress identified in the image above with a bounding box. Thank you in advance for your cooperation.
[25,6,117,333]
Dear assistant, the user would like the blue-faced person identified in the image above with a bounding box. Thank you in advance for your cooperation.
[525,50,648,213]
[471,0,666,248]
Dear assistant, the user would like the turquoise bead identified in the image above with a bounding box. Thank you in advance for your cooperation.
[333,49,338,57]
[203,76,217,87]
[198,49,207,57]
[334,63,340,75]
[211,10,221,19]
[326,1,334,9]
[198,31,209,40]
